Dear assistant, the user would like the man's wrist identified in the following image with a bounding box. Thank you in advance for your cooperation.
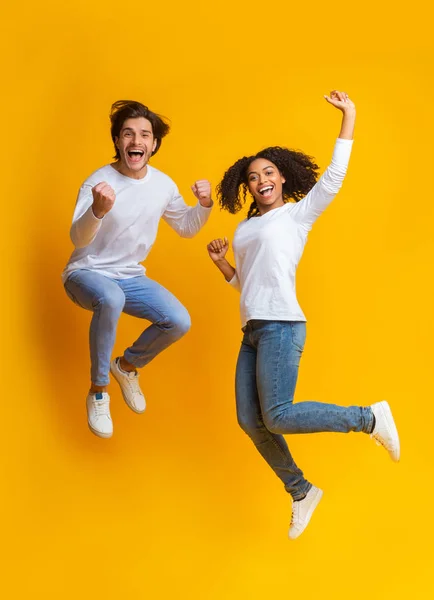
[92,206,105,219]
[199,197,213,208]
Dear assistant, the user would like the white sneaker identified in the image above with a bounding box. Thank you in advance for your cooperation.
[110,357,146,414]
[86,392,113,438]
[288,485,323,540]
[370,401,400,462]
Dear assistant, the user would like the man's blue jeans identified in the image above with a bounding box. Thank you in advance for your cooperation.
[64,269,191,386]
[235,320,374,500]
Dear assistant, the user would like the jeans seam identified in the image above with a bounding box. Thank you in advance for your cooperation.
[269,324,285,429]
[90,304,109,386]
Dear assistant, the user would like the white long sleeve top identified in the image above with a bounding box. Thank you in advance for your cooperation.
[62,164,212,283]
[229,138,353,326]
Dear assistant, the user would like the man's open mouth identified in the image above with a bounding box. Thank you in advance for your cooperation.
[127,149,145,163]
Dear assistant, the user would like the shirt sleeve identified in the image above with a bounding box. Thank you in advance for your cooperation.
[228,271,241,292]
[162,184,213,238]
[289,138,353,230]
[69,183,104,249]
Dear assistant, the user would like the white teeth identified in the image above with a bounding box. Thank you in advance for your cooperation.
[260,186,273,193]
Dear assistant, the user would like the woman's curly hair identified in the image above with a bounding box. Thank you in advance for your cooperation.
[216,147,320,218]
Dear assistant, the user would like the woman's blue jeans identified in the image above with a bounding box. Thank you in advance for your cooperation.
[235,320,374,500]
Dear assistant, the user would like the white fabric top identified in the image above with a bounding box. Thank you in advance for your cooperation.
[229,138,353,326]
[62,164,212,283]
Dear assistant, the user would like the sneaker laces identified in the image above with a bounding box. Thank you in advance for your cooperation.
[93,399,110,417]
[117,360,141,389]
[369,433,386,448]
[290,502,300,525]
[127,372,142,393]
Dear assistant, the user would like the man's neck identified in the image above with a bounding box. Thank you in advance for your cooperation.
[111,161,148,180]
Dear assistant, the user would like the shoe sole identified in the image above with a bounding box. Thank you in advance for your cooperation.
[110,361,146,414]
[288,487,323,540]
[88,422,113,439]
[378,401,400,462]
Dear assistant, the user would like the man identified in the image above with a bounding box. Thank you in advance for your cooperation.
[62,100,213,438]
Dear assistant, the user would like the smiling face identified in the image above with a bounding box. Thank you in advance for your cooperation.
[114,117,157,179]
[246,158,286,214]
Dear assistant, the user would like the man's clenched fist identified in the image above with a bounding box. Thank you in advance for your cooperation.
[92,182,116,219]
[191,180,212,207]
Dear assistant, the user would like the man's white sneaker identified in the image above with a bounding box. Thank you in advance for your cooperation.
[288,485,323,540]
[370,401,400,462]
[110,357,146,414]
[86,392,113,438]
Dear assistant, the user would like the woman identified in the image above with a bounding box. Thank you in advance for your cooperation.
[207,91,400,539]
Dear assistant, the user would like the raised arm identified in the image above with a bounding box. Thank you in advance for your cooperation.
[207,237,240,291]
[290,91,356,229]
[162,180,213,238]
[325,90,356,140]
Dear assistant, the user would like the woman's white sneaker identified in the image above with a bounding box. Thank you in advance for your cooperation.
[110,357,146,414]
[288,485,323,540]
[86,392,113,438]
[370,401,400,462]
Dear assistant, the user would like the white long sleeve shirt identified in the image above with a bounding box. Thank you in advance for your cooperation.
[62,164,212,283]
[229,138,353,326]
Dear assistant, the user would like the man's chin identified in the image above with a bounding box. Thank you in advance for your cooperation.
[116,158,149,178]
[127,159,146,170]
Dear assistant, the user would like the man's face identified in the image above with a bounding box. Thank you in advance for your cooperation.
[115,117,157,178]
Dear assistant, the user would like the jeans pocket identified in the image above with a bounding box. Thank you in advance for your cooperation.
[291,322,306,352]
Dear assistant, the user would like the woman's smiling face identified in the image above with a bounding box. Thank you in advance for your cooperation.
[247,158,286,214]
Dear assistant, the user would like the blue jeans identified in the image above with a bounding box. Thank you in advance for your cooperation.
[235,320,374,500]
[64,269,191,386]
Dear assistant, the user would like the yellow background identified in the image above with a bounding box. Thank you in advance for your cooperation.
[1,1,433,598]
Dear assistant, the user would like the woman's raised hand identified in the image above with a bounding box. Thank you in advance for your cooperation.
[207,237,229,262]
[324,90,355,113]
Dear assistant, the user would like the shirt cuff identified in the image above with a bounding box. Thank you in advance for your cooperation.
[89,205,105,220]
[196,200,214,212]
[228,272,241,292]
[332,138,353,165]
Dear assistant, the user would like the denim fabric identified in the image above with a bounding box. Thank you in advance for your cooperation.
[64,269,191,386]
[235,320,374,499]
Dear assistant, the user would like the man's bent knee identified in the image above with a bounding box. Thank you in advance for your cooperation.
[165,308,191,338]
[94,288,125,314]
